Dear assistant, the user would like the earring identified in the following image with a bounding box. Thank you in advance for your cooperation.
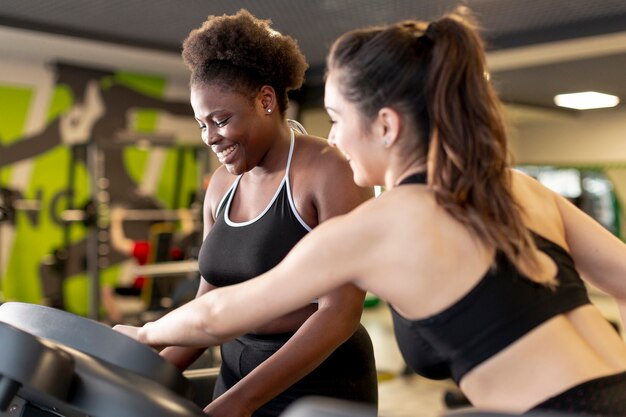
[383,139,389,146]
[267,108,272,113]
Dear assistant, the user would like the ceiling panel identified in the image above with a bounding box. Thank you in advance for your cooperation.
[1,0,626,109]
[493,52,626,109]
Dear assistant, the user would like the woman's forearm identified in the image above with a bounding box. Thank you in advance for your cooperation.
[160,345,207,371]
[138,294,234,347]
[209,295,363,412]
[119,222,357,348]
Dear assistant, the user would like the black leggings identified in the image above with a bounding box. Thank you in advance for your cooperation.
[530,371,626,416]
[213,325,378,417]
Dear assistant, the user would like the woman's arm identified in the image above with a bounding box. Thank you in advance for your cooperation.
[118,200,378,346]
[555,191,626,325]
[204,283,365,416]
[158,279,216,371]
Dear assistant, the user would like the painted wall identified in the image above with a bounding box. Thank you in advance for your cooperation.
[508,106,626,165]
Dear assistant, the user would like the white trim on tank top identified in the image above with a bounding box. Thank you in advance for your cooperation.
[221,127,313,231]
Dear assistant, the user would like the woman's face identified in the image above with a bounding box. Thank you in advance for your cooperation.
[324,72,384,187]
[190,83,269,175]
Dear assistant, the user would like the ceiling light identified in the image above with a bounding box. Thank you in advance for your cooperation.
[554,91,620,110]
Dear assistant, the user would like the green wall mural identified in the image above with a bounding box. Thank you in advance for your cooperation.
[0,63,201,317]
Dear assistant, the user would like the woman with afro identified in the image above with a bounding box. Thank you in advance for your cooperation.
[152,9,378,417]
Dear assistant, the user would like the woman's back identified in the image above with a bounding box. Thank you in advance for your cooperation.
[462,170,626,410]
[349,170,626,411]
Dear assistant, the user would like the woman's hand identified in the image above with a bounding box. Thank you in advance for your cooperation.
[203,393,253,417]
[112,324,142,342]
[113,323,167,351]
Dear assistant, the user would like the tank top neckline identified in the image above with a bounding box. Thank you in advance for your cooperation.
[398,171,427,186]
[222,128,301,228]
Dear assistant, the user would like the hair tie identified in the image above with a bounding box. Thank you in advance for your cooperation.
[424,22,437,41]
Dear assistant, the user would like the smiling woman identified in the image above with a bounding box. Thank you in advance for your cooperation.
[116,8,377,417]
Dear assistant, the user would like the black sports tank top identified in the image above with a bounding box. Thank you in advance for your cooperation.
[198,128,312,287]
[390,173,590,383]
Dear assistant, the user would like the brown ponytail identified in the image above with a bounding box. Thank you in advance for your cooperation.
[328,7,549,284]
[425,7,547,283]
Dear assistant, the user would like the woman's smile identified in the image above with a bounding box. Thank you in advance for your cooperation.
[214,143,239,163]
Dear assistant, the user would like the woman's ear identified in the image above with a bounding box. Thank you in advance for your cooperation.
[258,85,277,114]
[377,107,401,148]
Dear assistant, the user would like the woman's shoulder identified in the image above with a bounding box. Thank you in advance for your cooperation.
[295,133,340,157]
[290,134,373,222]
[510,168,559,206]
[292,134,351,175]
[205,166,238,209]
[208,165,237,188]
[510,169,566,245]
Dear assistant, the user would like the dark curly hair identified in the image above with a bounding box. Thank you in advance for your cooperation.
[182,9,308,114]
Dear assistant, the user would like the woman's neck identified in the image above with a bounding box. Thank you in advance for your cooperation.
[385,162,427,189]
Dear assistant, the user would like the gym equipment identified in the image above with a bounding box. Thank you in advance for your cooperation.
[133,259,199,277]
[38,135,208,320]
[57,200,98,226]
[0,302,189,395]
[0,302,209,417]
[0,187,41,225]
[0,323,74,412]
[61,206,200,223]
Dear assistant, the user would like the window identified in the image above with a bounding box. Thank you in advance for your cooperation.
[516,166,620,237]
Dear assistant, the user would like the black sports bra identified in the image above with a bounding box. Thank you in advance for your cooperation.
[390,173,590,383]
[398,172,427,185]
[198,129,311,287]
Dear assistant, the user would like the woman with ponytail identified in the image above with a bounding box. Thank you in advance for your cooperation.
[117,7,626,414]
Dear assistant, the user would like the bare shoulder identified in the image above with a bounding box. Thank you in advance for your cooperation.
[510,169,551,196]
[292,134,347,167]
[510,169,559,208]
[352,186,438,234]
[291,134,360,188]
[290,134,373,223]
[204,165,237,217]
[510,169,565,245]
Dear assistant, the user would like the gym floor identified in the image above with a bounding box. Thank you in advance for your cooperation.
[378,375,454,417]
